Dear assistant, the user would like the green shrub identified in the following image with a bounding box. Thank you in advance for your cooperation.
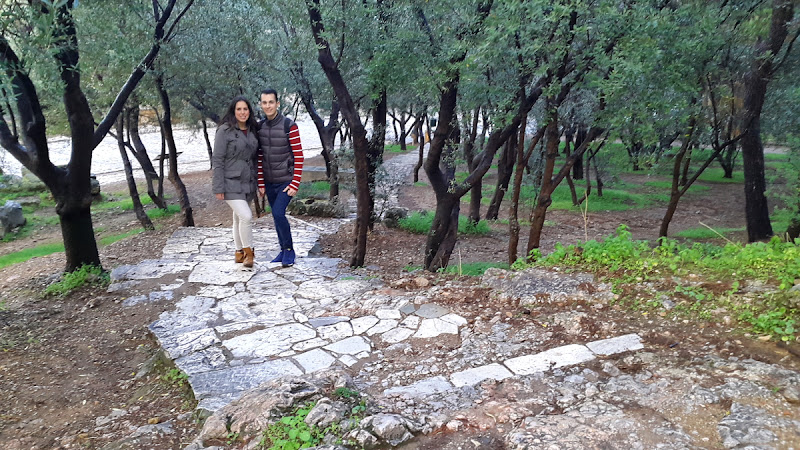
[43,264,109,297]
[398,210,491,235]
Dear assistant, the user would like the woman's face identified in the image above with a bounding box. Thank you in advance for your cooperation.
[235,101,250,124]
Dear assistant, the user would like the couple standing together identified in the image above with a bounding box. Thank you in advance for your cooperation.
[212,89,304,269]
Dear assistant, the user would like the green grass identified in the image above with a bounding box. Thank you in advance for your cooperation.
[398,210,491,235]
[439,261,509,276]
[641,180,710,193]
[146,204,181,219]
[0,243,65,270]
[385,143,409,153]
[43,264,109,297]
[696,168,744,183]
[100,229,144,245]
[674,226,745,240]
[295,181,331,200]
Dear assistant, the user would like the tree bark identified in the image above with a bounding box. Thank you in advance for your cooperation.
[201,117,213,169]
[156,75,194,227]
[127,103,167,209]
[526,107,559,255]
[464,108,482,224]
[486,128,518,220]
[117,114,154,230]
[306,0,372,267]
[738,0,794,242]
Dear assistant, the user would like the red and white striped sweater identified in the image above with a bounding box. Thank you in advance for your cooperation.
[257,123,304,192]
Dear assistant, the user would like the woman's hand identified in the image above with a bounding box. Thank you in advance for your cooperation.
[215,193,224,200]
[258,187,266,197]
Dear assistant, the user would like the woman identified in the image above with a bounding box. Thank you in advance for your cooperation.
[212,96,259,268]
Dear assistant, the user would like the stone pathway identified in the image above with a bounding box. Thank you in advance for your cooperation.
[111,220,645,413]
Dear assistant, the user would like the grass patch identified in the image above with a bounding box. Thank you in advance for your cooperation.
[43,264,109,297]
[0,243,65,269]
[514,225,800,341]
[674,226,745,240]
[100,229,144,245]
[295,181,330,200]
[641,180,710,193]
[696,168,744,183]
[385,143,408,153]
[398,210,491,235]
[147,204,181,219]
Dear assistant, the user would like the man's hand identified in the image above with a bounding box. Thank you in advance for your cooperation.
[284,186,297,197]
[215,193,224,200]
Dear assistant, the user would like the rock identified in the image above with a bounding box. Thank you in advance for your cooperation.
[90,175,101,196]
[346,429,379,449]
[782,385,800,404]
[305,398,348,429]
[0,200,26,233]
[288,198,346,218]
[360,414,419,446]
[383,207,408,228]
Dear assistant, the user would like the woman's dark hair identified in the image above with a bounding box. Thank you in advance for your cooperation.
[221,95,258,132]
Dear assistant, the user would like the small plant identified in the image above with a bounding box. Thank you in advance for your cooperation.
[333,387,360,399]
[43,264,109,297]
[161,368,189,388]
[674,285,707,302]
[739,308,797,341]
[260,402,323,450]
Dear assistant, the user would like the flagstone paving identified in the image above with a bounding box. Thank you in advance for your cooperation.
[111,219,645,412]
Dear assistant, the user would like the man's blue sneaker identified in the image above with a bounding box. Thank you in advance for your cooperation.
[270,251,284,263]
[282,248,295,267]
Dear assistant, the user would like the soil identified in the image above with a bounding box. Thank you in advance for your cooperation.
[0,154,796,449]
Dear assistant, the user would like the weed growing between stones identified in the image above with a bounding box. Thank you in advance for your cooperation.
[258,389,368,450]
[43,264,109,297]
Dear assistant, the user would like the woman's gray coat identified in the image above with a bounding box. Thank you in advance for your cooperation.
[212,123,259,201]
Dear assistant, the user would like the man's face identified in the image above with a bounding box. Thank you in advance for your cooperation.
[260,93,279,119]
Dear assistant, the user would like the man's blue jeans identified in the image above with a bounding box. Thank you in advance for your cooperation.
[265,181,293,250]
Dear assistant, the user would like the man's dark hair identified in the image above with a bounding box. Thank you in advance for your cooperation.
[220,95,258,132]
[260,88,279,102]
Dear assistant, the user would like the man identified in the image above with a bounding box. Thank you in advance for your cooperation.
[256,88,304,267]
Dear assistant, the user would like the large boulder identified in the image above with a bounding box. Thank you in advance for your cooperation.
[0,200,26,235]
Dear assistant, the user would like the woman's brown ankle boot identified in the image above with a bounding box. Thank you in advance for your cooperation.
[243,247,255,268]
[235,249,245,263]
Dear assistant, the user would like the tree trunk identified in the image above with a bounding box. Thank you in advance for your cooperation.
[486,130,516,220]
[572,128,586,180]
[738,0,794,242]
[659,119,695,238]
[117,114,154,230]
[413,114,426,183]
[464,107,482,224]
[367,90,387,229]
[202,117,213,169]
[127,103,167,209]
[526,109,559,255]
[156,75,194,227]
[424,192,460,271]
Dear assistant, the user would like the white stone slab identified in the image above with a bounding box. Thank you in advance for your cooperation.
[293,349,336,373]
[247,270,298,295]
[450,363,514,387]
[223,323,317,358]
[339,355,359,367]
[440,313,468,327]
[159,328,221,360]
[504,344,596,375]
[352,316,379,335]
[111,259,197,281]
[381,327,415,344]
[298,278,372,300]
[384,376,454,397]
[586,334,644,356]
[375,309,402,320]
[293,337,330,352]
[317,322,353,341]
[324,336,371,355]
[188,261,256,285]
[197,285,237,299]
[413,318,459,339]
[189,359,301,401]
[366,319,399,336]
[415,303,450,319]
[400,316,421,329]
